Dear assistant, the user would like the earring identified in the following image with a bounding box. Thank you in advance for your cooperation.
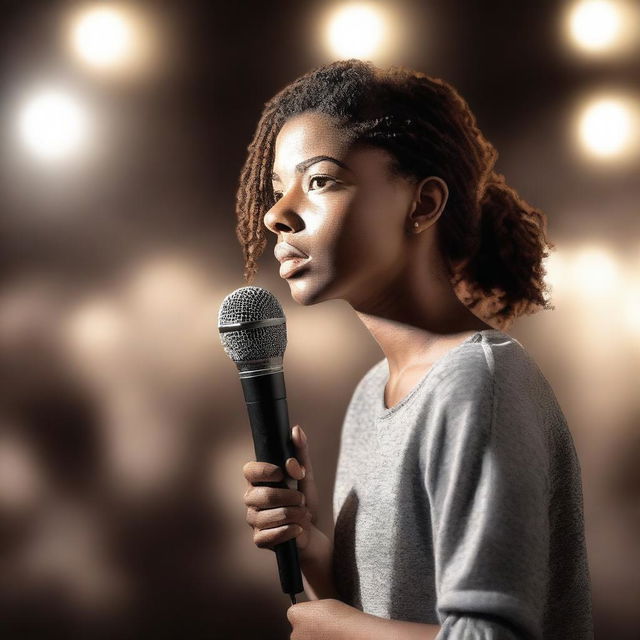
[413,221,419,229]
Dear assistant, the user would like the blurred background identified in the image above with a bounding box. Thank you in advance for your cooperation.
[0,0,638,638]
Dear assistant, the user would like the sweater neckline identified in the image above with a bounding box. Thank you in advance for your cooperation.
[376,329,507,420]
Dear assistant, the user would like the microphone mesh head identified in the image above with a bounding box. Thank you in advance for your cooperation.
[218,286,287,362]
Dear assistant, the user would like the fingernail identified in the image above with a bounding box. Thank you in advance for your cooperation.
[298,425,307,444]
[300,465,306,479]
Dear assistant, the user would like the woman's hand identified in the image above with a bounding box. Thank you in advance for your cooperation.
[287,599,374,640]
[243,424,329,565]
[288,600,437,640]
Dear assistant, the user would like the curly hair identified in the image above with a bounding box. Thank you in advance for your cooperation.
[235,59,555,330]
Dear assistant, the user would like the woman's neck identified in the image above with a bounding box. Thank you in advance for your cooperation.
[350,254,493,378]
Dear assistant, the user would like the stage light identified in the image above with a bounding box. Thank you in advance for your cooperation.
[71,6,132,68]
[567,1,622,51]
[67,3,160,76]
[564,0,640,55]
[325,3,386,59]
[18,89,89,161]
[576,95,639,159]
[569,247,619,297]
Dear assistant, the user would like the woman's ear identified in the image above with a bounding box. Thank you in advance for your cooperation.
[408,176,449,231]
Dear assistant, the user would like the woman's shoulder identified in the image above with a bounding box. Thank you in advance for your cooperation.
[426,329,558,413]
[429,329,528,383]
[474,330,552,392]
[436,330,564,421]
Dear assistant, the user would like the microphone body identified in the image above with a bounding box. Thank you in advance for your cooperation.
[240,369,303,599]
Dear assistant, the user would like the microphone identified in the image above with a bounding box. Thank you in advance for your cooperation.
[218,285,303,605]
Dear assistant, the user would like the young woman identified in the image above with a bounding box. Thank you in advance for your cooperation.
[241,60,593,640]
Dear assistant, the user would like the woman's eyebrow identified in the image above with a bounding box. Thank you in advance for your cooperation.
[271,155,351,181]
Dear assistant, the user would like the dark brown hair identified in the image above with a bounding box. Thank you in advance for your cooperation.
[235,59,555,330]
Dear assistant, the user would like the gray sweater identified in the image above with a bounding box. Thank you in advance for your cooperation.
[332,329,593,639]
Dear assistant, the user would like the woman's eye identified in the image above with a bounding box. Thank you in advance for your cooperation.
[272,176,335,201]
[309,176,335,191]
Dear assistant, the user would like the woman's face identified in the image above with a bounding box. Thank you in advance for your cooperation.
[264,110,420,307]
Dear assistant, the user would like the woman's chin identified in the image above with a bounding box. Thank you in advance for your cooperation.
[286,274,328,306]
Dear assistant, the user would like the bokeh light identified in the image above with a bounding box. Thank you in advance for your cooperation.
[575,94,640,159]
[564,0,640,55]
[325,3,387,59]
[569,246,620,297]
[64,295,127,388]
[66,3,160,77]
[71,6,132,68]
[17,89,89,161]
[568,0,622,51]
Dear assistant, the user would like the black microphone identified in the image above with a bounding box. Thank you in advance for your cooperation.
[218,285,303,605]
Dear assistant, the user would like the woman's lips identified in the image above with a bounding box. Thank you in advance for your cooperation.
[279,257,311,279]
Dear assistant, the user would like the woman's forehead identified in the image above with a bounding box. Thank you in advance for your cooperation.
[273,113,394,177]
[275,112,352,153]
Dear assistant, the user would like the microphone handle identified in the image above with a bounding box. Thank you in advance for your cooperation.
[241,371,304,598]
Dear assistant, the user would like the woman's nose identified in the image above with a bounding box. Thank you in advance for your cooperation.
[263,199,304,235]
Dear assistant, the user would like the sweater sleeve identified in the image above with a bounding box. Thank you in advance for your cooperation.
[424,346,550,640]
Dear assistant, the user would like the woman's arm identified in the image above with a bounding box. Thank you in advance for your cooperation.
[362,614,441,640]
[299,526,340,600]
[423,358,551,638]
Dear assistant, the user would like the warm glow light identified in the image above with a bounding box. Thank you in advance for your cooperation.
[576,95,639,158]
[66,298,125,360]
[18,90,89,160]
[67,3,160,76]
[564,0,640,56]
[568,1,622,51]
[121,255,220,379]
[547,245,640,339]
[326,3,386,58]
[71,6,132,68]
[569,247,619,297]
[63,296,129,393]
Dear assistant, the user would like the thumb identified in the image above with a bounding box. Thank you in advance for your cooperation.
[285,425,319,517]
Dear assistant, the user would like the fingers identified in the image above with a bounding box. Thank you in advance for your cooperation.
[243,461,285,484]
[244,485,305,509]
[248,504,313,550]
[242,424,316,551]
[252,522,305,549]
[285,456,305,480]
[246,505,312,530]
[291,425,313,478]
[290,424,319,521]
[241,426,310,486]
